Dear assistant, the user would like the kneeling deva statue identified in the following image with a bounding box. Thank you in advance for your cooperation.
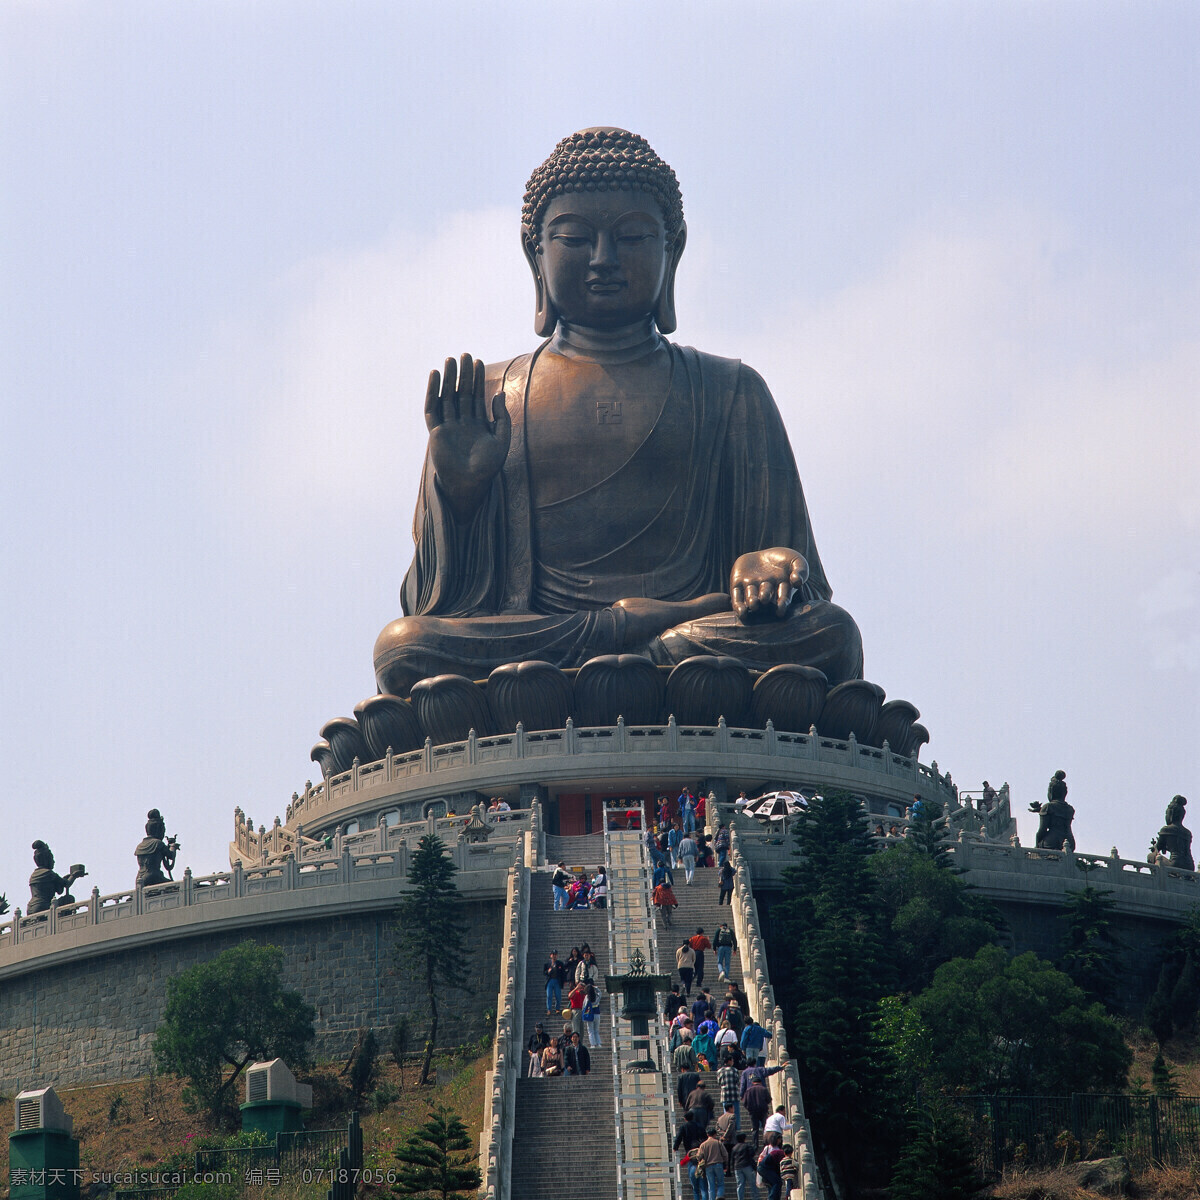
[374,128,864,697]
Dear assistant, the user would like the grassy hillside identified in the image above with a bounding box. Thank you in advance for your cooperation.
[1,1049,488,1196]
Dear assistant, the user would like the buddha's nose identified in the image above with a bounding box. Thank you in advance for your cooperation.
[590,231,619,270]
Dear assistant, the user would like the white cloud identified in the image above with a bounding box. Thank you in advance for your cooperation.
[678,208,1200,552]
[1141,569,1198,621]
[1141,568,1200,673]
[188,209,531,528]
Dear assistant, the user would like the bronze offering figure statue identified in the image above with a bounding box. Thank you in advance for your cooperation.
[27,841,87,915]
[1029,769,1076,851]
[135,808,179,887]
[1153,795,1194,871]
[373,128,864,697]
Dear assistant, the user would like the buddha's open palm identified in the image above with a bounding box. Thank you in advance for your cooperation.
[731,547,809,620]
[425,353,512,519]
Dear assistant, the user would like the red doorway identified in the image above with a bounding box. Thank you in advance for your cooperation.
[553,791,652,835]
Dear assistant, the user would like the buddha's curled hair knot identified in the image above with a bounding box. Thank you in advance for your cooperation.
[523,128,684,250]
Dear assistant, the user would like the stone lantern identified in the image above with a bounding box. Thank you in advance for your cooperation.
[605,947,672,1073]
[463,803,495,843]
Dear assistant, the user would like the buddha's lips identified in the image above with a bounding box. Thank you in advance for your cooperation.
[587,281,625,293]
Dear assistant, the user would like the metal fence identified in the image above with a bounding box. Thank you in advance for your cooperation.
[114,1112,361,1198]
[193,1125,347,1174]
[961,1093,1200,1175]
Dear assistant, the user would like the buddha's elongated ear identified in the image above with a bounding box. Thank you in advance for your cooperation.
[654,221,687,335]
[523,230,558,337]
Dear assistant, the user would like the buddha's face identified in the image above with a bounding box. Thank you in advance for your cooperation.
[538,190,669,329]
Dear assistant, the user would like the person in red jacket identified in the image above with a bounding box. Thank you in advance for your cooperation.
[690,927,713,988]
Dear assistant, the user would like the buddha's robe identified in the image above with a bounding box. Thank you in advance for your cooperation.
[374,342,863,694]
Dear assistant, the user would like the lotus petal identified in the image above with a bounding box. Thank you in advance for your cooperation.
[310,739,336,779]
[818,680,882,743]
[320,717,371,774]
[875,700,921,755]
[410,674,496,745]
[354,693,424,759]
[907,723,930,759]
[749,664,829,733]
[665,655,752,726]
[573,654,665,727]
[487,660,573,733]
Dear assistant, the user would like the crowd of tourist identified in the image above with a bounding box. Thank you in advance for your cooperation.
[529,942,605,1076]
[550,861,608,910]
[530,788,799,1196]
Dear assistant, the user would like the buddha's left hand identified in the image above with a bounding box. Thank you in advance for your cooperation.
[730,548,808,620]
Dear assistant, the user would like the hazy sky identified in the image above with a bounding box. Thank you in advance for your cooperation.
[2,1,1197,903]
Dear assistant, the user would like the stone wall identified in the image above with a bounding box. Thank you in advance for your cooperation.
[0,899,503,1092]
[987,897,1177,1011]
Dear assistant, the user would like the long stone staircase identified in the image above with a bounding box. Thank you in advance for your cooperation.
[655,859,747,1003]
[483,818,821,1199]
[509,834,618,1200]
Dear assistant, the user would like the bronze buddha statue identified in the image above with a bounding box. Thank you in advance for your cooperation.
[373,128,863,697]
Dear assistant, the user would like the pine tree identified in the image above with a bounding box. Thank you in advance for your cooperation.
[904,799,952,864]
[1170,956,1200,1036]
[347,1028,379,1108]
[1146,911,1200,1047]
[773,792,896,1186]
[890,1099,982,1200]
[395,835,471,1085]
[1059,885,1122,1006]
[1152,1051,1179,1098]
[391,1105,481,1198]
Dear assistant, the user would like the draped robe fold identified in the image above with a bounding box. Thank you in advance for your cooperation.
[374,342,863,693]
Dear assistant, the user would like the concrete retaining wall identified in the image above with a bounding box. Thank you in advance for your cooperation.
[0,898,503,1093]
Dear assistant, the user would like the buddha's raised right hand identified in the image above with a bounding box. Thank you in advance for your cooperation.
[425,352,512,521]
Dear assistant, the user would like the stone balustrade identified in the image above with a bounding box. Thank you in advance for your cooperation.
[280,718,955,837]
[732,813,1200,921]
[0,832,523,969]
[941,837,1200,920]
[723,818,824,1199]
[233,804,533,864]
[479,833,530,1200]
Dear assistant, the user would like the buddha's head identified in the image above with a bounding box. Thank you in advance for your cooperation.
[522,128,687,336]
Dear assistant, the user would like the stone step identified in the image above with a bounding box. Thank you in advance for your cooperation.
[506,836,620,1199]
[544,832,608,869]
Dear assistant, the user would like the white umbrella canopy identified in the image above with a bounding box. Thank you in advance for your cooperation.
[746,790,811,820]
